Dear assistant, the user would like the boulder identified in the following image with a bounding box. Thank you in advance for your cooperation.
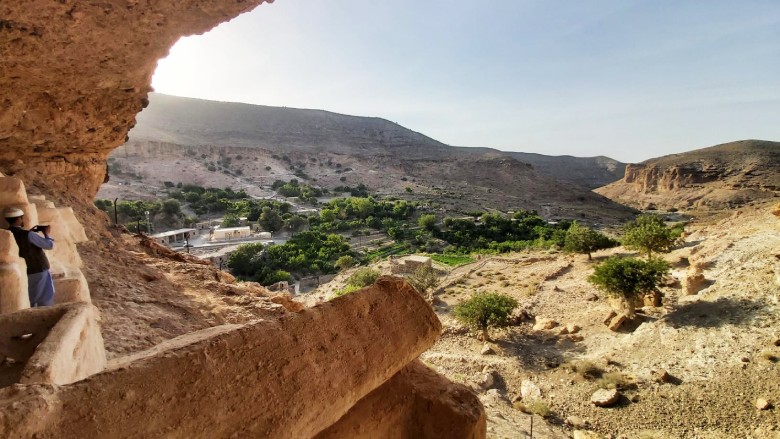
[520,380,542,401]
[602,310,617,326]
[480,344,494,355]
[568,334,585,343]
[566,323,581,334]
[533,317,558,331]
[653,369,674,384]
[756,398,772,410]
[478,371,495,390]
[607,313,628,332]
[591,388,620,407]
[683,265,708,295]
[566,416,588,429]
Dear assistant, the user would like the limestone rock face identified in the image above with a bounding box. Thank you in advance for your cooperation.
[0,0,273,198]
[596,140,780,210]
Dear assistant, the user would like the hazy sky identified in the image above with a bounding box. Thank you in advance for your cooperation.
[152,0,780,163]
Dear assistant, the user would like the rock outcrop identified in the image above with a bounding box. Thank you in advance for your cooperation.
[1,277,485,438]
[1,2,487,437]
[596,140,780,210]
[1,1,273,199]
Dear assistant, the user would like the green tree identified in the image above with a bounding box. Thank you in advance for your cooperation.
[563,221,617,260]
[284,215,308,233]
[335,255,357,271]
[94,199,113,213]
[453,292,519,341]
[418,214,437,231]
[221,214,240,228]
[588,256,670,316]
[406,265,439,298]
[258,206,284,233]
[622,215,683,258]
[264,269,292,285]
[227,243,265,277]
[346,267,381,287]
[162,199,181,217]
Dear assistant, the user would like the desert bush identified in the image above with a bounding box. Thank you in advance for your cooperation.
[332,284,362,298]
[597,372,630,390]
[514,400,550,417]
[453,292,519,341]
[335,255,357,271]
[588,256,670,316]
[418,214,437,231]
[346,267,380,288]
[566,360,603,379]
[406,265,439,297]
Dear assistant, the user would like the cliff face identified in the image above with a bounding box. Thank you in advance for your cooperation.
[597,140,780,210]
[0,0,272,199]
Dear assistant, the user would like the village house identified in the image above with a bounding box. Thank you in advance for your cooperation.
[150,228,197,246]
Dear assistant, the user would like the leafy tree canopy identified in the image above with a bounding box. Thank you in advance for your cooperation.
[453,292,519,340]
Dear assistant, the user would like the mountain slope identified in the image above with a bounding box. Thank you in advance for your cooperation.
[105,93,636,221]
[596,140,780,210]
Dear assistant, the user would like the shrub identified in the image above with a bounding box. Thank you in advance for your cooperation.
[332,284,362,298]
[161,199,181,217]
[263,270,292,285]
[566,360,603,379]
[588,256,670,315]
[622,215,683,258]
[597,372,630,390]
[335,255,356,270]
[453,292,519,341]
[406,265,439,297]
[346,267,380,288]
[563,221,617,259]
[418,214,437,231]
[515,400,550,417]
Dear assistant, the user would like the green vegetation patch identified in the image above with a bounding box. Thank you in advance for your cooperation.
[428,254,475,267]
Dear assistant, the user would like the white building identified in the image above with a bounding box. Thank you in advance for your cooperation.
[210,226,252,241]
[151,228,197,246]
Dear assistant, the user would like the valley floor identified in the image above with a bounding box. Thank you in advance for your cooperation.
[310,203,780,438]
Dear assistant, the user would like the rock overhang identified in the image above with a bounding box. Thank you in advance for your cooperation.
[1,0,273,197]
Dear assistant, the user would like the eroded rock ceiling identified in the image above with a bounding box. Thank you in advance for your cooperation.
[1,0,272,197]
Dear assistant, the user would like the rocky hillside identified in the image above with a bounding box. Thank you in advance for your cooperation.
[105,93,635,222]
[308,201,780,438]
[596,140,780,210]
[507,153,625,189]
[457,147,626,189]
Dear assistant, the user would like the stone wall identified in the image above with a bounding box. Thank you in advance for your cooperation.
[0,277,485,438]
[0,303,106,387]
[0,174,90,313]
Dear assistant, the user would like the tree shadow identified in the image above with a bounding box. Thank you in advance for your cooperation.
[663,297,769,329]
[495,330,586,373]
